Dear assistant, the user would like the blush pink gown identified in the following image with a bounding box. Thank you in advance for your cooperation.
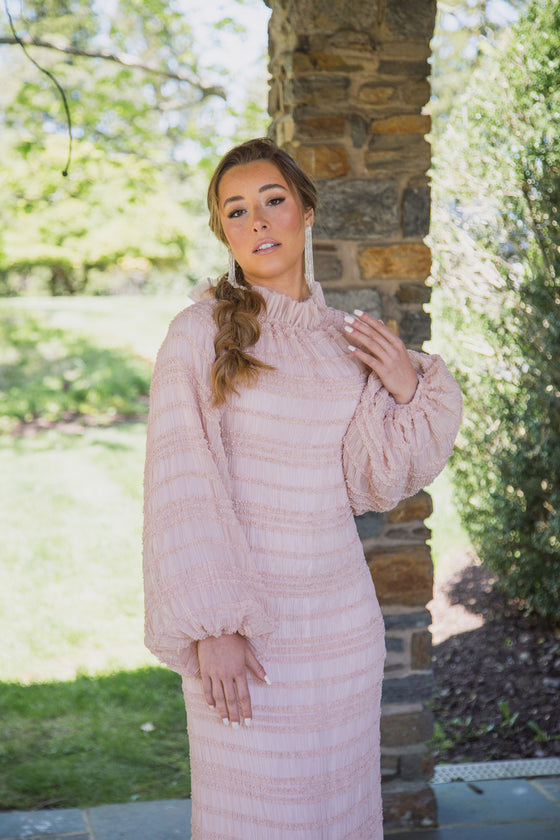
[143,283,462,840]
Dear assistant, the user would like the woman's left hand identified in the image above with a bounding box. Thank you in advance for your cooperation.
[344,310,419,404]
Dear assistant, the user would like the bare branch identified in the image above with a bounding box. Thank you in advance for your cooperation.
[3,2,72,175]
[0,35,227,99]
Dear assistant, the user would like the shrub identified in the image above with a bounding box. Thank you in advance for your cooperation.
[430,0,560,620]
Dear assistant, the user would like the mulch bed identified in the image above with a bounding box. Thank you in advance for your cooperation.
[431,563,560,764]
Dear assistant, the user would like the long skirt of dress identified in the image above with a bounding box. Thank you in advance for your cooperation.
[182,531,386,840]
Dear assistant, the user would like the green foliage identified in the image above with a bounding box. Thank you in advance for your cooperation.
[0,308,151,430]
[0,668,190,809]
[430,0,528,138]
[430,0,560,620]
[0,0,270,294]
[527,720,560,744]
[0,131,209,295]
[498,700,519,729]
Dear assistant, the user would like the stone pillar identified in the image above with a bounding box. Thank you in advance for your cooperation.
[267,0,438,830]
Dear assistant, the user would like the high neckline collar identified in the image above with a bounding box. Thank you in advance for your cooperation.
[252,282,327,329]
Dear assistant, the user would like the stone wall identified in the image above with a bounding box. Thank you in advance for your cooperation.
[266,0,438,829]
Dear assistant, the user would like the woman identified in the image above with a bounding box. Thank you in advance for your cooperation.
[143,137,462,839]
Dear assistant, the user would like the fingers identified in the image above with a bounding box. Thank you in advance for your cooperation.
[197,633,270,729]
[344,309,419,404]
[344,310,398,360]
[245,645,271,685]
[202,673,215,711]
[222,677,243,727]
[234,676,253,727]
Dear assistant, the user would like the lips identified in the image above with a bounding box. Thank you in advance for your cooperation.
[253,239,280,254]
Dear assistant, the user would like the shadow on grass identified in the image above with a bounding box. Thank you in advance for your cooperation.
[0,667,189,811]
[0,311,152,432]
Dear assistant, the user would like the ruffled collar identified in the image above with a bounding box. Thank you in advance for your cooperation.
[253,282,328,329]
[187,278,328,329]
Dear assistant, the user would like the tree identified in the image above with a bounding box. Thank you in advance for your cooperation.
[429,0,527,138]
[0,0,269,294]
[429,0,560,620]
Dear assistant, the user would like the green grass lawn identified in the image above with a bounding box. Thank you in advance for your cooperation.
[0,424,153,682]
[0,669,189,811]
[0,423,192,809]
[0,294,472,810]
[0,297,191,810]
[1,295,189,364]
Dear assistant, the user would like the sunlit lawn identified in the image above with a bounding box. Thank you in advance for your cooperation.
[0,296,190,810]
[0,424,152,683]
[2,294,189,364]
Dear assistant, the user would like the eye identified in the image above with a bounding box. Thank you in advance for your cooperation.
[227,208,245,219]
[268,196,285,206]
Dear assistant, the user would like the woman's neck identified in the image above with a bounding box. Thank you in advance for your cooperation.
[246,273,308,302]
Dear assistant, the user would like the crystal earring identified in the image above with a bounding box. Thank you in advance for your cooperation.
[228,249,240,288]
[304,225,315,292]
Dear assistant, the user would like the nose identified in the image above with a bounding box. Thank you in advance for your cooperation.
[251,208,269,231]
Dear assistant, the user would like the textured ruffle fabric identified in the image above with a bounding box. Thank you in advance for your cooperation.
[143,282,462,839]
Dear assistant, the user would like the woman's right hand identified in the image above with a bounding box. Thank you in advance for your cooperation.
[197,632,270,727]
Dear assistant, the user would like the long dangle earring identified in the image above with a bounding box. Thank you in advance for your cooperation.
[228,249,240,288]
[304,224,315,292]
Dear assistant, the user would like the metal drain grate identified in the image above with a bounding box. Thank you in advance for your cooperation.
[433,758,560,784]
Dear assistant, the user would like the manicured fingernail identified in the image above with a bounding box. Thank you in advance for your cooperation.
[231,721,240,730]
[344,324,354,334]
[354,308,364,317]
[244,718,252,727]
[207,704,216,710]
[343,314,354,324]
[379,319,384,324]
[347,344,357,353]
[222,718,230,726]
[264,674,272,685]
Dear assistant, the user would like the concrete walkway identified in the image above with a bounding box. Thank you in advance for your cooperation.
[1,776,559,839]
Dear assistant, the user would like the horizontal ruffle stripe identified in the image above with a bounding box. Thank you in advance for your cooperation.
[143,281,461,839]
[191,748,376,805]
[184,714,381,763]
[192,786,380,835]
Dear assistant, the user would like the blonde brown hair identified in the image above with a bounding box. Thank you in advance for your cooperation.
[207,138,318,405]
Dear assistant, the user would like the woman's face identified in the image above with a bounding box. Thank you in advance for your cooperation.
[218,160,314,293]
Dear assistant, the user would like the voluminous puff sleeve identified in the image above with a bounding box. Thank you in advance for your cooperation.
[143,308,276,676]
[342,350,462,515]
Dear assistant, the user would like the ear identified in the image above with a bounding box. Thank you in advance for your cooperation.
[304,207,315,227]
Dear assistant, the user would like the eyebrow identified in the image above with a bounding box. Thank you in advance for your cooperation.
[222,183,288,208]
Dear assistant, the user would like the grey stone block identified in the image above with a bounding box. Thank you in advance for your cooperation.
[323,288,382,319]
[284,0,379,32]
[315,179,399,240]
[386,637,405,653]
[383,610,431,630]
[402,186,431,238]
[0,809,87,839]
[314,248,343,284]
[382,673,435,704]
[378,60,430,78]
[384,0,437,41]
[400,310,431,345]
[354,510,383,540]
[293,75,351,105]
[87,799,191,840]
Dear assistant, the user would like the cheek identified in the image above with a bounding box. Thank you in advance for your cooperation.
[221,219,244,247]
[278,203,305,234]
